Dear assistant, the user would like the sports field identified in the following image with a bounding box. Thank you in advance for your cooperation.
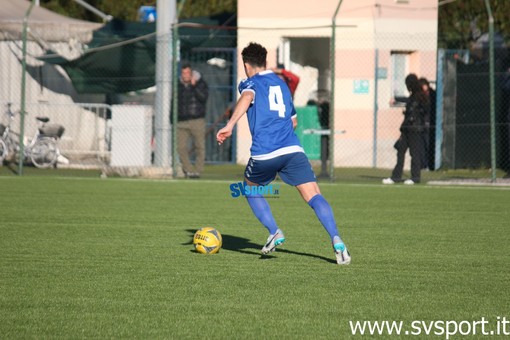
[1,175,509,339]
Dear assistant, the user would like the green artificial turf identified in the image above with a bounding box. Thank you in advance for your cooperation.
[0,177,509,339]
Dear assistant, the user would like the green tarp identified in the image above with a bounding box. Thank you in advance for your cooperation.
[41,16,235,94]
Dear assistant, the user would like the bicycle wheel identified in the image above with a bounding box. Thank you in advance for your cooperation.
[0,138,7,164]
[30,137,59,168]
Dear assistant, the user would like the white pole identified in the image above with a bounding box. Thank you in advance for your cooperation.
[154,0,176,167]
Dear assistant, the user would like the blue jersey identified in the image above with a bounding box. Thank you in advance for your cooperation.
[238,70,303,160]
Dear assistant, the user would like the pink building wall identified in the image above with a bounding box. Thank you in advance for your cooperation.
[237,0,438,168]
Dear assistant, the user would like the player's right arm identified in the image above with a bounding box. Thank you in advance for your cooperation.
[291,106,298,129]
[216,91,254,145]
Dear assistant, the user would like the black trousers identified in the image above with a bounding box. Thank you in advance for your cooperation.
[391,131,424,183]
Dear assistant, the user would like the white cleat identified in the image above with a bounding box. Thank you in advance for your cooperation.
[261,229,285,254]
[334,243,351,265]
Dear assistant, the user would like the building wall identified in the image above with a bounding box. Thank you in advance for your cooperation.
[236,0,438,168]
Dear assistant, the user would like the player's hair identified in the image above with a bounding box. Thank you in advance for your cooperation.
[241,42,267,68]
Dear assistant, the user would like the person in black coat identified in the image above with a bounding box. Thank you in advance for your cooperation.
[419,77,436,171]
[383,73,430,185]
[175,62,209,178]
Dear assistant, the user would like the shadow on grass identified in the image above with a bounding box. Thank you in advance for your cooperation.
[185,229,335,264]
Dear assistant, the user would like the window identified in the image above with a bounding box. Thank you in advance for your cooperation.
[391,51,410,100]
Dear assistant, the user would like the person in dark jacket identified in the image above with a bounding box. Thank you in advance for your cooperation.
[419,77,436,170]
[176,63,209,178]
[383,73,430,185]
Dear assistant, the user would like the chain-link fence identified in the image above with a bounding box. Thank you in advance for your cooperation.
[439,48,510,173]
[180,46,237,164]
[1,12,509,182]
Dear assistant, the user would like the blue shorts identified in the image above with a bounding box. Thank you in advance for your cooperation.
[244,152,317,186]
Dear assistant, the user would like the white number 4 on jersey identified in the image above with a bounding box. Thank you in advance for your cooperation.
[268,86,286,118]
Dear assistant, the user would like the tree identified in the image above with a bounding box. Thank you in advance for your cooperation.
[439,0,510,49]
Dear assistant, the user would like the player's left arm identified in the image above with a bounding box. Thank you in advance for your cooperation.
[216,91,254,144]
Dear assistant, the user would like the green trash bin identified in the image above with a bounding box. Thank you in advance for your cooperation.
[295,106,321,160]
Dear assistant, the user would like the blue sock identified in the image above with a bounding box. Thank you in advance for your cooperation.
[308,194,341,243]
[246,194,278,235]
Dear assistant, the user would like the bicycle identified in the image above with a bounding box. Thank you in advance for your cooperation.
[0,103,64,168]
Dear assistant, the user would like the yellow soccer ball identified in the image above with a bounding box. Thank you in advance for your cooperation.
[193,227,222,254]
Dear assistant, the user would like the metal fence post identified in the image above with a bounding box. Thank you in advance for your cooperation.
[484,0,496,182]
[329,0,344,181]
[372,48,379,168]
[435,49,445,171]
[153,0,174,168]
[18,0,36,175]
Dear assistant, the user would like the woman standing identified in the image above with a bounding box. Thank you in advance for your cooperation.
[383,74,430,185]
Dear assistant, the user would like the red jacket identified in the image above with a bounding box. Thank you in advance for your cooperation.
[279,69,300,97]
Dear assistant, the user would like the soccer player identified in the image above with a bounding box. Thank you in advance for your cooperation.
[216,42,351,265]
